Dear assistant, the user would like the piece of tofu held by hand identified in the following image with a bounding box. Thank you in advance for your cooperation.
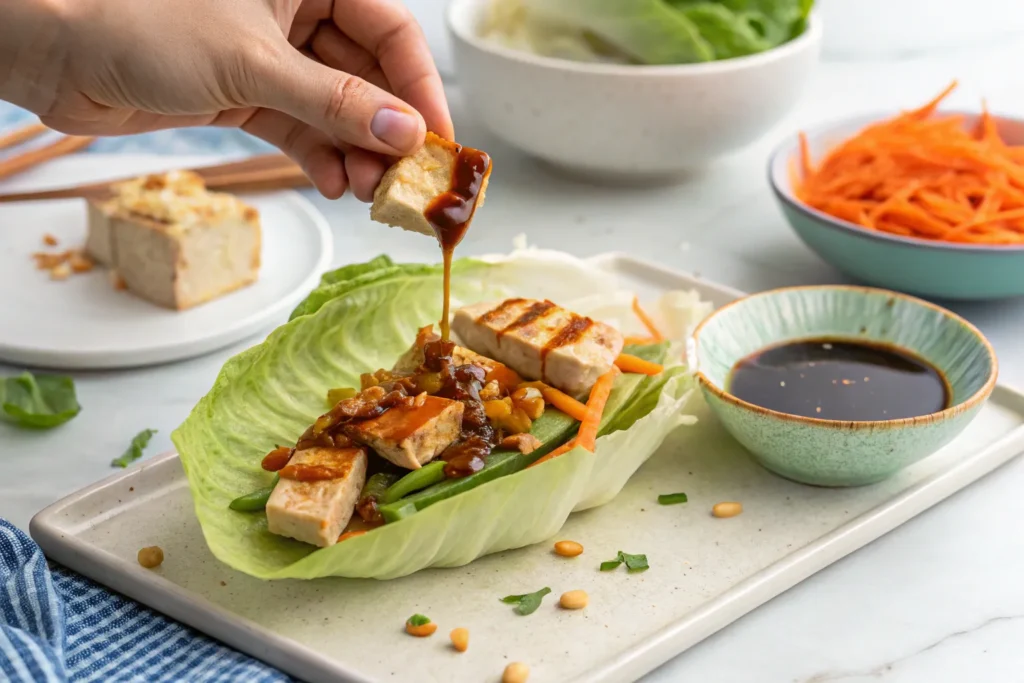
[453,299,624,399]
[370,132,491,237]
[265,447,367,548]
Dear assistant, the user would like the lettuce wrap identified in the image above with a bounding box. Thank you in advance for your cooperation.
[171,249,709,580]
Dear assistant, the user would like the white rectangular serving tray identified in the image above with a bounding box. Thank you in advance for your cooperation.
[30,254,1024,683]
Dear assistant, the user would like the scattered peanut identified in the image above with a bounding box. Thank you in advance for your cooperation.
[553,540,584,557]
[500,433,542,455]
[42,234,59,247]
[49,263,71,281]
[405,621,437,638]
[137,546,164,568]
[712,502,743,518]
[559,590,588,610]
[502,662,530,683]
[68,251,94,273]
[449,627,469,652]
[111,271,128,290]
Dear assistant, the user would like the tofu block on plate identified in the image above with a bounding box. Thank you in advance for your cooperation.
[346,395,464,470]
[453,299,624,399]
[84,198,117,266]
[370,132,490,236]
[85,170,261,310]
[266,447,368,548]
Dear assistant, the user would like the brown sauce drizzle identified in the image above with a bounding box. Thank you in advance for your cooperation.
[261,446,293,472]
[423,141,492,341]
[279,463,352,482]
[354,396,450,443]
[440,435,490,478]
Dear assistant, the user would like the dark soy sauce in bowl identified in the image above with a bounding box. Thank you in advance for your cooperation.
[728,339,950,421]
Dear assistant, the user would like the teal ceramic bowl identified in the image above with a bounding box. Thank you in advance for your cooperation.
[690,286,998,486]
[769,112,1024,300]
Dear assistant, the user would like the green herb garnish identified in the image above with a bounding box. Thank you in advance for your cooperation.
[111,428,158,468]
[657,492,688,505]
[600,551,649,573]
[406,614,431,626]
[500,587,552,615]
[0,372,80,429]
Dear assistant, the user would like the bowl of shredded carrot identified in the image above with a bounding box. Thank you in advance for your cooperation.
[769,81,1024,300]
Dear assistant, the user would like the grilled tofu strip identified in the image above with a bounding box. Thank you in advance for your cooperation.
[346,395,464,470]
[452,299,624,399]
[266,447,367,548]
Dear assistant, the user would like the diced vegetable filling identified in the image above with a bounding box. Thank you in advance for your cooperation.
[232,298,666,549]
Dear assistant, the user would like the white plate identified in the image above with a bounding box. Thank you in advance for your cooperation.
[29,255,1024,683]
[0,154,332,369]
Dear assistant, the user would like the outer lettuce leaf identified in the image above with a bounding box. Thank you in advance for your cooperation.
[172,250,701,580]
[512,0,813,65]
[523,0,714,64]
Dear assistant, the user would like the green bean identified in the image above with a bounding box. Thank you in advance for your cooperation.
[228,474,279,512]
[360,472,399,502]
[378,411,579,523]
[380,461,446,505]
[356,472,399,522]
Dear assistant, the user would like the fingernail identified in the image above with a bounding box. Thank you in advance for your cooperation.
[371,108,421,152]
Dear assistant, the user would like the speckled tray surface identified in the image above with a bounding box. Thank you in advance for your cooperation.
[30,255,1024,683]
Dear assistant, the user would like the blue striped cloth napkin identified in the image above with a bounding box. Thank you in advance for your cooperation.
[0,519,292,683]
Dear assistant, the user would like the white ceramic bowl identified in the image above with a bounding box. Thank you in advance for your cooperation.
[446,0,823,181]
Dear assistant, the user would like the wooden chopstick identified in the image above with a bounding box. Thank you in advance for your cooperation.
[0,122,48,151]
[200,163,311,193]
[0,134,96,181]
[0,153,308,203]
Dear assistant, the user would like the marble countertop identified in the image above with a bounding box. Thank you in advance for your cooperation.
[4,26,1024,683]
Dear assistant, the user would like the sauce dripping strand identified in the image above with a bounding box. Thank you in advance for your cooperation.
[423,141,492,341]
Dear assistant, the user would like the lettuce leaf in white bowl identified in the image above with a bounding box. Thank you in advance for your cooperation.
[171,249,708,580]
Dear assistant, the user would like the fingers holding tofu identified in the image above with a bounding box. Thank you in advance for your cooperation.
[452,299,624,399]
[266,447,368,548]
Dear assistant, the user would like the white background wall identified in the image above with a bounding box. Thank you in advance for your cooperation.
[398,0,1024,73]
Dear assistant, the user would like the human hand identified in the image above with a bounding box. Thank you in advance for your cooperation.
[0,0,452,201]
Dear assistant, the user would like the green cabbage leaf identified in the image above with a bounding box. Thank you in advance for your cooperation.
[172,249,703,580]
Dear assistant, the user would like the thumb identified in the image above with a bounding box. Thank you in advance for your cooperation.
[247,46,427,156]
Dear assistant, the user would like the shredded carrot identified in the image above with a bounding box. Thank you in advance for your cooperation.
[631,297,664,341]
[576,367,619,453]
[520,381,587,422]
[338,531,366,542]
[795,80,1024,245]
[624,335,657,345]
[526,367,619,468]
[614,353,663,376]
[527,438,578,469]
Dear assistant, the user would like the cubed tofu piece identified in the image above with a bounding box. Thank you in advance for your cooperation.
[85,198,117,266]
[452,299,624,399]
[347,395,464,470]
[266,447,367,548]
[85,170,261,309]
[391,337,504,376]
[370,132,490,237]
[111,207,260,310]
